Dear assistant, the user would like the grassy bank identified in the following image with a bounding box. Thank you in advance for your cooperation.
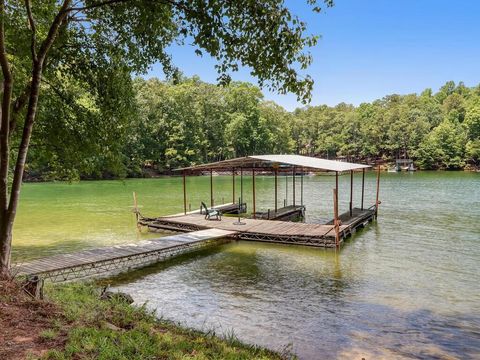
[0,281,289,360]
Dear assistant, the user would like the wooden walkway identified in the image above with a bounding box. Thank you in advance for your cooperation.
[14,205,375,282]
[14,229,235,282]
[140,207,375,248]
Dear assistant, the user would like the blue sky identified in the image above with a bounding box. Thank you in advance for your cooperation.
[146,0,480,111]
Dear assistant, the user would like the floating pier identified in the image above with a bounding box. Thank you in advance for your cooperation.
[140,206,375,248]
[14,229,234,281]
[15,155,381,282]
[170,154,381,248]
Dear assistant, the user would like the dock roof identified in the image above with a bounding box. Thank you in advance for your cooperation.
[176,154,370,173]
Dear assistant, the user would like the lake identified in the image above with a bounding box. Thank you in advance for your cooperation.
[13,172,480,359]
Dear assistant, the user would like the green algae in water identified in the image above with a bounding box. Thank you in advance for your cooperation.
[12,172,480,359]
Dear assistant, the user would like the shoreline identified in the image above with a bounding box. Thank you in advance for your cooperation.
[0,280,289,360]
[22,167,480,184]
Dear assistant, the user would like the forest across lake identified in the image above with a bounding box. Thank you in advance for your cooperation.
[25,79,480,182]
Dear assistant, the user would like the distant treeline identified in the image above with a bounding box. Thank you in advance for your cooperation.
[26,78,480,180]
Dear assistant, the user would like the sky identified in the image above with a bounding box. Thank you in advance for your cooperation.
[145,0,480,111]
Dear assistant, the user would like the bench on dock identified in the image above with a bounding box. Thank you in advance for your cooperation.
[201,202,222,220]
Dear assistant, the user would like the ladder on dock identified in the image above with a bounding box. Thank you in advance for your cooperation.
[13,229,236,282]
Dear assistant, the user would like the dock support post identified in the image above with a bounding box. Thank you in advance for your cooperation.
[375,164,381,219]
[293,166,296,206]
[133,192,139,224]
[333,188,340,249]
[210,169,214,207]
[240,168,243,205]
[183,171,187,215]
[300,167,304,207]
[285,170,288,206]
[349,170,353,217]
[274,168,278,213]
[335,171,339,214]
[232,167,235,204]
[361,168,365,210]
[252,168,256,219]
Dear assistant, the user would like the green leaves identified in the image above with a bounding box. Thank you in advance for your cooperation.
[166,0,333,103]
[6,0,335,180]
[130,77,293,170]
[23,74,480,178]
[62,0,332,102]
[292,81,479,169]
[416,119,466,170]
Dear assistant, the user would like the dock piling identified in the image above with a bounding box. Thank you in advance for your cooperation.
[293,166,296,206]
[252,167,256,219]
[349,170,353,217]
[285,170,288,206]
[133,192,139,223]
[375,164,381,218]
[232,167,235,203]
[183,171,187,215]
[335,171,339,216]
[361,168,365,210]
[300,167,304,207]
[333,188,340,248]
[274,168,278,213]
[240,168,244,205]
[210,169,214,207]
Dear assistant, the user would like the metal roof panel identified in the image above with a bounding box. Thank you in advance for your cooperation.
[176,154,371,172]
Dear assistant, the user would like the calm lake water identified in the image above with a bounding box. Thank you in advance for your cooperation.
[13,172,480,359]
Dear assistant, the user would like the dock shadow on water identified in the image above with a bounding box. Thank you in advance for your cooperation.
[111,239,480,360]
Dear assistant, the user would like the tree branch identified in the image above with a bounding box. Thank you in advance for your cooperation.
[37,1,71,63]
[68,0,133,12]
[9,84,31,133]
[25,0,37,61]
[42,76,91,114]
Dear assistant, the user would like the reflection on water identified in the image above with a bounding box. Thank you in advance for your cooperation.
[112,239,480,359]
[13,172,480,359]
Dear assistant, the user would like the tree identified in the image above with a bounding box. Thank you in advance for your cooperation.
[464,101,480,140]
[259,101,294,154]
[225,82,266,156]
[465,139,480,166]
[0,0,334,276]
[415,120,466,169]
[22,66,138,181]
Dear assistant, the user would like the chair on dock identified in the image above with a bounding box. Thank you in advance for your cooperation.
[201,202,222,220]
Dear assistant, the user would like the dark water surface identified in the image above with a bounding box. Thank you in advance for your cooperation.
[13,172,480,359]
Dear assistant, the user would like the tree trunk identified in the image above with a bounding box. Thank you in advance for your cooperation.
[0,0,71,276]
[0,0,13,278]
[0,220,12,277]
[0,64,42,276]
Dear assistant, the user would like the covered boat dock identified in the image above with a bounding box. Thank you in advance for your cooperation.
[139,155,381,248]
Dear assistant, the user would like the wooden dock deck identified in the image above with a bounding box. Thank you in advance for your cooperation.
[14,229,235,282]
[14,204,375,282]
[140,207,375,248]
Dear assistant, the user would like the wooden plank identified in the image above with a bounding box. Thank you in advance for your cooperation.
[14,229,236,277]
[143,207,375,247]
